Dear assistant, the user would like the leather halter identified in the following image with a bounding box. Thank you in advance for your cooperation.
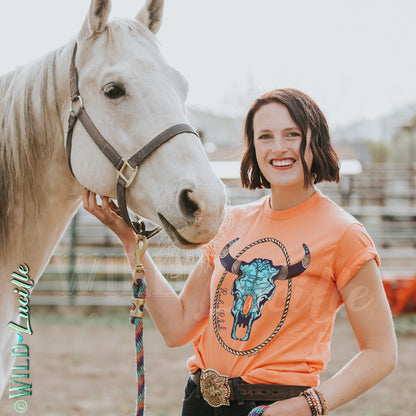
[65,43,199,236]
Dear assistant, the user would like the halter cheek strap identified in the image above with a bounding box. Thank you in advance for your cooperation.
[65,43,199,237]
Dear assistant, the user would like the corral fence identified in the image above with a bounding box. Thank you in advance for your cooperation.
[31,163,416,312]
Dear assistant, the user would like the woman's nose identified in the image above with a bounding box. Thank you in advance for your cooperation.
[272,136,288,153]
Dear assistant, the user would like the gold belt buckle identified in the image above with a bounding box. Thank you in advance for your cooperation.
[200,369,231,407]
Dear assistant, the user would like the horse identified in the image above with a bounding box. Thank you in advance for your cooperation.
[0,0,226,397]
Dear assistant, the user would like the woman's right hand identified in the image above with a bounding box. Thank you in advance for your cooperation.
[82,189,136,261]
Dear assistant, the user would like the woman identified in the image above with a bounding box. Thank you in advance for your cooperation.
[83,88,397,416]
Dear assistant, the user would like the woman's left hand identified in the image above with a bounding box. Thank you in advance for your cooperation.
[252,396,311,416]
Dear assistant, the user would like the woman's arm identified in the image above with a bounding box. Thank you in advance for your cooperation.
[82,189,212,347]
[318,259,397,410]
[264,259,397,416]
[142,253,212,347]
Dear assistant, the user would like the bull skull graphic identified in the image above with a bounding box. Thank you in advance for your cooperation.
[220,238,310,341]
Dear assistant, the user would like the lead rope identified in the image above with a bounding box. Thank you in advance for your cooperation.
[130,235,148,416]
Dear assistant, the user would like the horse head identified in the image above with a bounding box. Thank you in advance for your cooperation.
[67,0,226,248]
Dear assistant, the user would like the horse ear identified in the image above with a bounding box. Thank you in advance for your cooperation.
[79,0,112,39]
[136,0,164,34]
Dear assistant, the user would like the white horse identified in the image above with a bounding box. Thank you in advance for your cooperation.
[0,0,226,397]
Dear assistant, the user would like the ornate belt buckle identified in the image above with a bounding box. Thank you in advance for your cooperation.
[200,369,231,407]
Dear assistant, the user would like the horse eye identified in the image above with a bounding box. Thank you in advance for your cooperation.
[102,83,126,99]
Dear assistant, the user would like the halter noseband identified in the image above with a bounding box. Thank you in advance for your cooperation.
[65,43,199,237]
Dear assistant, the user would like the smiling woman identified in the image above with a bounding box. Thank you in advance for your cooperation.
[253,102,313,200]
[86,88,397,416]
[241,89,339,210]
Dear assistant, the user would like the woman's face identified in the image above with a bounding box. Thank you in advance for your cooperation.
[253,102,313,192]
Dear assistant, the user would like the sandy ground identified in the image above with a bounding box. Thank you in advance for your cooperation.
[1,307,415,416]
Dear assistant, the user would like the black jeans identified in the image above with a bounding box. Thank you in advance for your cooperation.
[181,377,274,416]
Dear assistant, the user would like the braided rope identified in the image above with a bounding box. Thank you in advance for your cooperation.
[130,278,146,416]
[248,405,270,415]
[130,235,148,416]
[131,278,147,416]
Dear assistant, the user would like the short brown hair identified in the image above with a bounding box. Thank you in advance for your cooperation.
[241,88,340,189]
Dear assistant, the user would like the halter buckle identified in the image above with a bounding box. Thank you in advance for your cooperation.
[118,158,138,188]
[70,94,84,117]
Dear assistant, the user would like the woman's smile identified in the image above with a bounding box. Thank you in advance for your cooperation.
[270,158,296,168]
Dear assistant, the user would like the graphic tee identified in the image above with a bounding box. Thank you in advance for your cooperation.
[187,191,379,387]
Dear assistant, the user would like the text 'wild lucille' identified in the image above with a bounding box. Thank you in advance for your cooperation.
[8,263,33,335]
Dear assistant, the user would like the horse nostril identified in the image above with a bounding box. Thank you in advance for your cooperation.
[179,189,200,221]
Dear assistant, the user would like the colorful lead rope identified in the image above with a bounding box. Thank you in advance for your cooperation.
[130,235,148,416]
[248,405,270,415]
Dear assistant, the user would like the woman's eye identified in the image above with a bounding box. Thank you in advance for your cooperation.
[287,131,301,139]
[102,83,126,99]
[258,134,272,140]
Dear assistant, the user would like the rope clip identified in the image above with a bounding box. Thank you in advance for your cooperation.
[133,235,148,277]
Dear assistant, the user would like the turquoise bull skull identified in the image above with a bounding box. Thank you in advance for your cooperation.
[220,238,311,341]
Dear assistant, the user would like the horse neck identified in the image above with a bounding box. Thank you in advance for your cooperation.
[0,41,82,278]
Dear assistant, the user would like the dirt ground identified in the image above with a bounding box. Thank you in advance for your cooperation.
[1,307,415,416]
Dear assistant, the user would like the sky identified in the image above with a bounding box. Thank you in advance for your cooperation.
[0,0,415,129]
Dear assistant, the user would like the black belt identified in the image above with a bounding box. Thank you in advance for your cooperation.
[191,369,309,408]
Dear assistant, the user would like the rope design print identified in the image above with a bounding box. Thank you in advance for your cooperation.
[213,237,292,356]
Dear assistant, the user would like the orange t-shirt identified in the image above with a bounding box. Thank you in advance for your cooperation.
[187,191,379,387]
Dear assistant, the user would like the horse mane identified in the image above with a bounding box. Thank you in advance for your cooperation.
[0,46,68,256]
